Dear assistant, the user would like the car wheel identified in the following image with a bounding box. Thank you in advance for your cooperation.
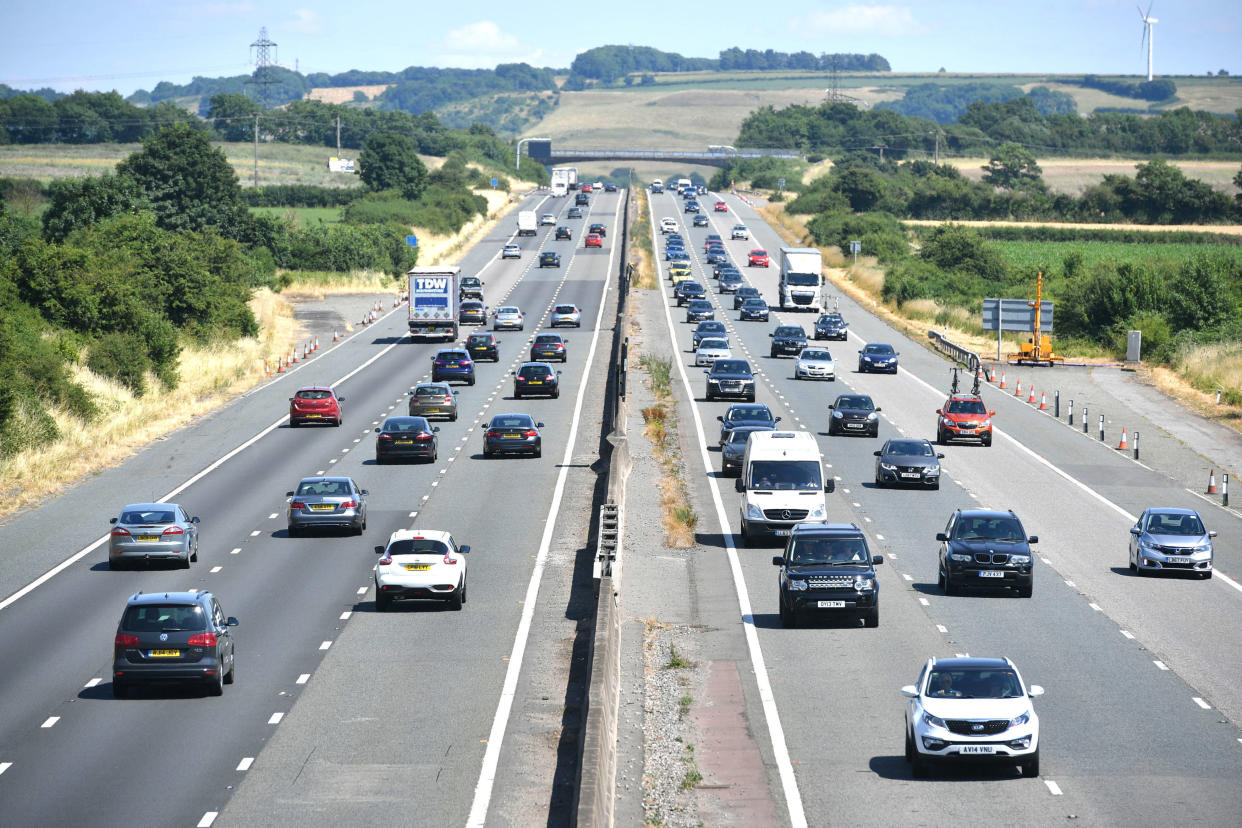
[943,572,955,596]
[864,608,879,628]
[334,418,342,427]
[869,427,878,438]
[460,577,467,604]
[112,681,128,699]
[287,525,299,537]
[552,389,560,398]
[937,429,946,445]
[1129,551,1137,572]
[911,754,930,779]
[706,391,715,401]
[827,422,836,436]
[223,656,235,685]
[778,598,796,628]
[739,522,750,548]
[1017,583,1033,598]
[1021,750,1040,777]
[874,475,884,488]
[468,378,475,386]
[376,589,392,612]
[450,412,458,421]
[770,349,777,358]
[180,554,192,570]
[932,480,940,491]
[108,558,123,571]
[289,420,300,428]
[206,669,224,697]
[534,445,542,458]
[430,451,438,463]
[449,582,464,611]
[746,394,755,402]
[376,455,386,465]
[904,728,914,763]
[982,435,992,447]
[191,545,198,563]
[1202,570,1213,579]
[484,445,493,457]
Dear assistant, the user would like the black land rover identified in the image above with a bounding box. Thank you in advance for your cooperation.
[772,523,882,628]
[769,325,808,358]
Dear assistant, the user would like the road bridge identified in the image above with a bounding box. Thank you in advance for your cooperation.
[525,139,800,168]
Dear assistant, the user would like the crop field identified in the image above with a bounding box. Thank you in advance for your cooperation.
[991,239,1242,276]
[250,206,343,225]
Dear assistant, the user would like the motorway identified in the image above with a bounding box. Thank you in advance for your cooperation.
[642,188,1242,825]
[0,188,623,826]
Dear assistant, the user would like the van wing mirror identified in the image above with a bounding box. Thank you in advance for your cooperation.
[735,478,744,493]
[824,479,835,493]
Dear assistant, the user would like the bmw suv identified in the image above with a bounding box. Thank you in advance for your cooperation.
[112,590,238,698]
[937,509,1037,597]
[772,523,883,628]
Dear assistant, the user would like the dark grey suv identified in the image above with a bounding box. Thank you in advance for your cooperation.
[112,590,238,697]
[937,509,1036,597]
[772,522,883,627]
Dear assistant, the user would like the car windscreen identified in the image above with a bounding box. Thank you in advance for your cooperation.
[414,385,448,396]
[712,361,751,375]
[555,306,576,313]
[438,352,468,361]
[786,272,819,286]
[954,517,1026,541]
[1146,513,1205,535]
[836,396,873,410]
[775,327,804,338]
[698,322,725,332]
[492,416,533,428]
[384,419,429,433]
[120,510,176,524]
[864,344,895,355]
[749,460,822,490]
[386,539,450,557]
[887,441,934,457]
[729,407,772,423]
[926,668,1022,699]
[801,350,831,361]
[788,537,868,565]
[946,399,988,415]
[699,339,729,350]
[122,604,206,632]
[535,335,560,343]
[743,299,767,307]
[295,390,333,400]
[497,307,519,314]
[467,335,490,344]
[296,480,350,496]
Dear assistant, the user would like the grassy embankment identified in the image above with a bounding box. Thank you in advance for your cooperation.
[0,183,531,521]
[757,202,1242,424]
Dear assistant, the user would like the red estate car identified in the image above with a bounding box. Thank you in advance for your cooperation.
[289,386,344,427]
[584,233,603,248]
[748,249,770,267]
[714,201,729,212]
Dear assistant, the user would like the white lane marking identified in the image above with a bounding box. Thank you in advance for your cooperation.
[267,513,277,519]
[1154,661,1169,670]
[1045,780,1063,796]
[249,530,260,537]
[1,333,410,614]
[1041,557,1052,565]
[84,677,101,688]
[236,757,254,771]
[876,534,885,541]
[0,762,10,776]
[409,511,418,518]
[902,573,913,581]
[357,587,367,595]
[1121,630,1135,639]
[852,502,861,508]
[1089,602,1102,611]
[467,193,615,828]
[41,717,58,728]
[197,813,218,828]
[636,192,809,828]
[319,641,332,650]
[328,459,338,464]
[316,469,325,475]
[296,674,310,685]
[918,597,929,606]
[210,566,222,574]
[1064,580,1075,588]
[231,548,240,555]
[1193,697,1211,709]
[267,712,284,725]
[936,625,948,634]
[339,611,352,620]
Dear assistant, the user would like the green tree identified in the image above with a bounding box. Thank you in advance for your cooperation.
[208,93,260,141]
[116,123,247,235]
[358,131,428,199]
[917,223,1007,281]
[42,173,147,243]
[982,142,1043,190]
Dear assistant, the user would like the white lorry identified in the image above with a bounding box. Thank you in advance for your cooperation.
[516,210,537,237]
[736,430,833,546]
[407,267,459,341]
[650,178,664,193]
[778,247,825,312]
[550,166,578,197]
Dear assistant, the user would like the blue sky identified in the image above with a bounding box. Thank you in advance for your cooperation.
[2,0,1238,96]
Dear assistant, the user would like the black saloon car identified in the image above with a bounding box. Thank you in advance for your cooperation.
[375,416,439,464]
[513,362,561,398]
[530,334,568,363]
[828,394,880,437]
[705,359,756,402]
[483,413,544,457]
[769,325,808,358]
[539,251,561,268]
[465,332,499,362]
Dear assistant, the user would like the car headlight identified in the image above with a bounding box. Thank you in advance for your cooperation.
[1009,554,1031,565]
[922,712,946,730]
[1138,537,1157,550]
[1010,711,1030,727]
[746,504,764,519]
[926,465,940,476]
[866,412,879,421]
[787,578,807,592]
[854,576,875,592]
[981,419,991,427]
[949,553,972,562]
[941,417,953,426]
[1194,542,1212,553]
[880,462,897,471]
[831,410,843,419]
[708,378,720,385]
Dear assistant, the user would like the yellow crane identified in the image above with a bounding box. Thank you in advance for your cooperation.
[1007,272,1063,366]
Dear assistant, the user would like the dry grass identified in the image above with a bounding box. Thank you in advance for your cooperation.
[305,84,393,104]
[630,188,659,290]
[660,478,696,548]
[415,188,532,266]
[943,157,1242,197]
[279,271,399,299]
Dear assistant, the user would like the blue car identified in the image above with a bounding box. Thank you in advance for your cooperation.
[431,348,476,385]
[858,343,899,374]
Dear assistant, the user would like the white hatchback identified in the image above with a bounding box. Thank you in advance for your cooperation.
[660,218,678,234]
[374,529,469,611]
[794,347,836,380]
[731,224,750,240]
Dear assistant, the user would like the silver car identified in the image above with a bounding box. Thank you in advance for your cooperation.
[731,224,749,240]
[695,338,732,367]
[408,382,459,422]
[287,477,368,536]
[501,243,521,259]
[493,306,525,331]
[109,502,200,570]
[1129,507,1216,578]
[795,347,836,380]
[540,213,556,226]
[874,439,943,489]
[550,304,582,328]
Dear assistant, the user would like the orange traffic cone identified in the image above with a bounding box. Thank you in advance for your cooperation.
[999,371,1007,389]
[290,350,298,364]
[313,336,319,351]
[1014,378,1023,397]
[333,329,340,342]
[1027,385,1037,404]
[1039,392,1048,410]
[1117,428,1128,450]
[1208,470,1217,494]
[276,358,285,373]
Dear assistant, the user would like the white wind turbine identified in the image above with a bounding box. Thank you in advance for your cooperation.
[1138,3,1158,81]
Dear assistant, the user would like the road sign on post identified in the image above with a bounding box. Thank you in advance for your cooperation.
[490,177,499,188]
[982,298,1054,361]
[849,240,861,265]
[405,235,418,247]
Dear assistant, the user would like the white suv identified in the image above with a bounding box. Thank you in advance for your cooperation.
[731,224,749,240]
[902,656,1043,778]
[660,217,678,234]
[374,529,469,611]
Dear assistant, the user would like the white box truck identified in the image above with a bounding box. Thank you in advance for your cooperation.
[550,166,577,197]
[407,266,459,341]
[736,430,833,546]
[517,210,537,236]
[778,247,824,312]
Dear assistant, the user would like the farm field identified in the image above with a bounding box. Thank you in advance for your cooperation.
[990,239,1242,276]
[250,206,343,225]
[946,157,1242,196]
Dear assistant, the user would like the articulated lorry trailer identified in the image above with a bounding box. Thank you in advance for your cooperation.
[550,166,578,196]
[407,266,459,341]
[778,248,825,312]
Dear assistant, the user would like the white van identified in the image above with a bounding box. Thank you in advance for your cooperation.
[736,430,833,545]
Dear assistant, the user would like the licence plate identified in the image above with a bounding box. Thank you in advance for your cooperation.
[307,414,321,418]
[403,564,431,571]
[960,745,996,754]
[817,600,846,608]
[310,504,334,511]
[395,440,413,445]
[1168,557,1191,564]
[900,472,920,478]
[846,423,862,429]
[136,535,159,542]
[774,529,792,536]
[979,570,1005,578]
[503,434,521,439]
[149,649,180,658]
[424,408,440,413]
[529,380,542,385]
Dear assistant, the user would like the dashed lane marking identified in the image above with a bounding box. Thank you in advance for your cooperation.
[267,712,284,725]
[236,757,254,771]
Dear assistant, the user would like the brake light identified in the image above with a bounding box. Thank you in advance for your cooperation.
[523,429,538,437]
[443,553,458,565]
[486,429,501,438]
[434,360,445,367]
[110,527,131,537]
[443,395,453,403]
[379,554,392,565]
[291,501,305,510]
[162,526,185,536]
[115,633,140,647]
[341,500,358,509]
[378,433,393,441]
[187,632,217,647]
[516,376,527,382]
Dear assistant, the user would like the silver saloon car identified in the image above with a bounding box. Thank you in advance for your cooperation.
[287,477,368,536]
[109,502,200,570]
[795,347,836,381]
[493,306,525,331]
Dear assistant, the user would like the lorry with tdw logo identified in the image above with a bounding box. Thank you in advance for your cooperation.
[407,266,459,341]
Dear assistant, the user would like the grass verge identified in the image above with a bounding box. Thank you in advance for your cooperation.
[629,186,659,290]
[639,353,698,548]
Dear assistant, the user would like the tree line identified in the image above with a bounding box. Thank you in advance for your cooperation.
[567,45,890,84]
[876,83,1078,124]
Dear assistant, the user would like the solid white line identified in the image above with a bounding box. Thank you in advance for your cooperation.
[1089,602,1102,611]
[639,190,809,828]
[197,813,218,828]
[1045,780,1063,796]
[296,673,310,685]
[466,194,618,828]
[0,329,413,613]
[236,757,254,771]
[1154,660,1168,670]
[41,717,58,728]
[267,712,284,725]
[1193,697,1211,709]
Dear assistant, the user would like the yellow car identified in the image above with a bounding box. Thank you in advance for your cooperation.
[668,262,693,284]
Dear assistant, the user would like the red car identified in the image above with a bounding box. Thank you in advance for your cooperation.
[936,393,995,446]
[748,249,770,267]
[580,183,593,193]
[289,386,344,427]
[714,201,729,212]
[584,233,603,248]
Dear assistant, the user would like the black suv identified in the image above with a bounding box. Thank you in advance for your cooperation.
[769,325,808,358]
[772,523,883,628]
[539,251,561,268]
[674,281,707,306]
[814,312,848,341]
[828,394,880,437]
[575,192,589,205]
[465,332,499,362]
[555,226,572,240]
[113,590,238,697]
[937,509,1037,597]
[459,276,485,301]
[704,359,755,401]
